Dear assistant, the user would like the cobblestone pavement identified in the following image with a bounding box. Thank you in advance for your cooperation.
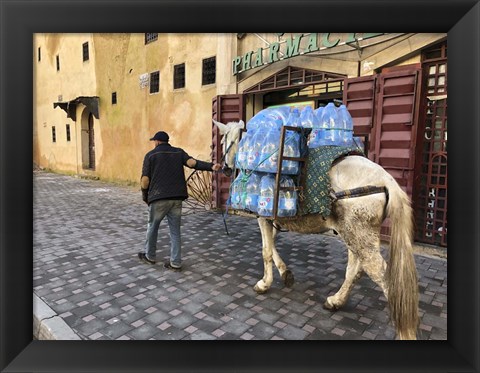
[33,171,447,340]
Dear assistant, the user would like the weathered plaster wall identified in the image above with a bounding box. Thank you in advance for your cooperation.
[34,33,222,183]
[92,33,220,183]
[33,33,96,174]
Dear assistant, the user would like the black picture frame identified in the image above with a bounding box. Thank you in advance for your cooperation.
[1,0,479,372]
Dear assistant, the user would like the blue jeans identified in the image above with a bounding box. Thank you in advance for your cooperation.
[143,199,182,267]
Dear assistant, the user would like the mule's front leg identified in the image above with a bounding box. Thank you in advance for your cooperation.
[254,218,274,294]
[271,226,294,287]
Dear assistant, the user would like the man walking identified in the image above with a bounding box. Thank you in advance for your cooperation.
[139,131,221,271]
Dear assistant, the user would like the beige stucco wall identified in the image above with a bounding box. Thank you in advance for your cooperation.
[91,33,220,182]
[359,33,446,75]
[34,33,97,174]
[34,33,225,184]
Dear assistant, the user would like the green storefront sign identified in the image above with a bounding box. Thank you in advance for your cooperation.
[232,33,384,75]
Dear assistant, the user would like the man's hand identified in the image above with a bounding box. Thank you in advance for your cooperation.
[212,163,222,172]
[141,188,149,204]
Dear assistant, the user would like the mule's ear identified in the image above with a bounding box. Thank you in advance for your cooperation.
[213,119,227,134]
[238,120,245,129]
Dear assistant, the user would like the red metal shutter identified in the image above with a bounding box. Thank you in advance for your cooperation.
[211,94,245,209]
[343,75,377,160]
[375,68,421,195]
[374,67,422,238]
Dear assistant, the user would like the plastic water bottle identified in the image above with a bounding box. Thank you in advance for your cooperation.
[285,108,301,128]
[244,172,262,213]
[257,174,276,217]
[246,111,266,133]
[278,176,297,217]
[265,117,284,131]
[308,106,324,148]
[246,128,266,170]
[283,108,302,174]
[281,131,301,175]
[323,102,342,145]
[310,102,341,148]
[300,106,319,128]
[230,172,246,209]
[257,127,280,173]
[235,131,251,169]
[314,106,324,123]
[264,106,291,125]
[337,104,354,146]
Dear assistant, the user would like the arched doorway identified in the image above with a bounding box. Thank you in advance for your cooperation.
[80,109,96,170]
[87,113,95,170]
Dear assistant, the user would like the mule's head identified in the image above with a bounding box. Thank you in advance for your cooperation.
[213,119,245,176]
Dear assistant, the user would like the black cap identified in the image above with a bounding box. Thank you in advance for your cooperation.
[150,131,169,142]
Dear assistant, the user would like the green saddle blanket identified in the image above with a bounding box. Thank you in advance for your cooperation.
[298,145,364,217]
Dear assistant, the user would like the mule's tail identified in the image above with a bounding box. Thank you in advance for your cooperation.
[385,182,419,340]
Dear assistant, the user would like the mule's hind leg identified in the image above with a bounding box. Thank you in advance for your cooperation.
[358,247,388,298]
[324,249,363,310]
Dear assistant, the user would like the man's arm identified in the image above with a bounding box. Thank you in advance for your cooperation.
[141,176,149,189]
[186,158,222,172]
[140,176,149,204]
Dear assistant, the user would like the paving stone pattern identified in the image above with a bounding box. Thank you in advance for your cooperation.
[33,171,447,340]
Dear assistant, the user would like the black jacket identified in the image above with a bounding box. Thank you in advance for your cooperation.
[141,143,213,204]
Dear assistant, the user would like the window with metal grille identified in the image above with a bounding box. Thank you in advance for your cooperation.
[83,42,89,62]
[174,63,185,89]
[202,57,216,86]
[56,55,60,71]
[145,33,158,44]
[415,43,448,247]
[150,71,160,93]
[52,126,56,143]
[112,92,117,104]
[38,47,41,62]
[66,124,71,142]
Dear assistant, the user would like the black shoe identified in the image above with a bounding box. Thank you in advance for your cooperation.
[138,252,156,265]
[164,261,182,272]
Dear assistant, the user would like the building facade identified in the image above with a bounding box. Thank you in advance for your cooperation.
[33,33,447,246]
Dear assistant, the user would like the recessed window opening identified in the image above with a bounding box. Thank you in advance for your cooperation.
[145,33,158,44]
[66,124,71,142]
[38,47,41,62]
[52,126,56,142]
[202,56,216,86]
[150,71,160,94]
[174,63,185,89]
[83,42,89,62]
[112,92,117,104]
[56,55,60,71]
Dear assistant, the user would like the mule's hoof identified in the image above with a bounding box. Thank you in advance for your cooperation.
[253,284,268,294]
[282,270,294,287]
[323,299,338,311]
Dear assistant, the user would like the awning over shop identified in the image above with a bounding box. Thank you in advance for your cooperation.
[53,96,99,121]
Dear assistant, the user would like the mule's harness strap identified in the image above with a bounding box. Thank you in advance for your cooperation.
[331,185,389,201]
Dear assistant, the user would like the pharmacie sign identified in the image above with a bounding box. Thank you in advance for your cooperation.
[232,33,384,75]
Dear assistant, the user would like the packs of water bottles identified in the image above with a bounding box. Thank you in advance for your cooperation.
[236,106,301,175]
[230,171,298,218]
[231,106,300,217]
[305,102,358,148]
[230,103,362,217]
[235,104,360,174]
